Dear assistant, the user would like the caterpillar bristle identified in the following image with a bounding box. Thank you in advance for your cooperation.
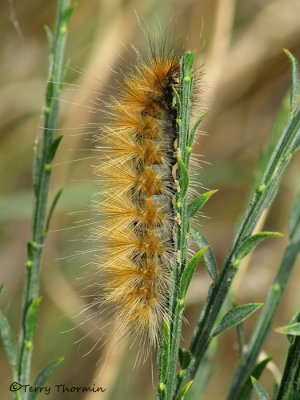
[89,46,194,354]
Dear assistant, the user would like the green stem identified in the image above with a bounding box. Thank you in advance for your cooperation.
[169,51,195,400]
[276,314,300,399]
[17,1,72,397]
[157,52,195,400]
[177,101,300,392]
[227,240,300,399]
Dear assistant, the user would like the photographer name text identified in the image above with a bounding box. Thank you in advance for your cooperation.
[10,382,106,395]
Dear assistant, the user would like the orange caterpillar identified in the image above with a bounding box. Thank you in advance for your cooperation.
[93,52,181,348]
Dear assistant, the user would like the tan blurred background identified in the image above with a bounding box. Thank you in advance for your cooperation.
[1,0,300,399]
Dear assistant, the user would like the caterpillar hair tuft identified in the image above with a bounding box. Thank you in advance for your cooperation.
[89,44,200,354]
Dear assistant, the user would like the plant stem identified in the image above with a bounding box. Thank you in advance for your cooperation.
[275,318,300,399]
[177,101,300,392]
[227,240,300,399]
[168,51,195,400]
[157,52,196,400]
[17,1,72,397]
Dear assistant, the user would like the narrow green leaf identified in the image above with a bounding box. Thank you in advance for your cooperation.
[183,50,196,75]
[283,49,300,114]
[173,87,182,115]
[178,156,189,202]
[25,297,42,341]
[47,135,63,163]
[256,94,290,184]
[27,240,35,261]
[45,188,64,233]
[63,58,71,84]
[290,105,300,152]
[0,310,17,373]
[176,380,193,400]
[272,380,279,400]
[180,247,208,298]
[33,138,41,198]
[188,112,208,147]
[62,3,76,25]
[239,357,272,399]
[288,191,300,242]
[275,323,300,336]
[28,357,64,400]
[251,377,270,400]
[286,311,300,342]
[0,284,3,296]
[235,232,283,263]
[186,339,217,400]
[213,303,263,337]
[190,227,218,281]
[290,311,300,324]
[187,190,218,219]
[44,25,53,49]
[275,331,300,399]
[158,318,171,384]
[46,78,55,108]
[179,348,192,370]
[236,322,244,358]
[158,383,166,400]
[296,374,300,400]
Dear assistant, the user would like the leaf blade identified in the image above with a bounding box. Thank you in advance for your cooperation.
[283,49,300,114]
[47,135,63,163]
[275,322,300,336]
[25,297,42,342]
[0,310,17,375]
[235,232,283,263]
[28,357,64,400]
[45,188,64,233]
[180,246,208,298]
[288,191,300,242]
[239,357,272,400]
[176,380,194,400]
[190,227,218,281]
[158,319,171,384]
[188,190,218,219]
[177,155,189,202]
[179,348,192,370]
[188,112,207,148]
[251,377,270,400]
[213,303,263,337]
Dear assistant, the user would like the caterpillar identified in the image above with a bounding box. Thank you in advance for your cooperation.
[91,46,198,352]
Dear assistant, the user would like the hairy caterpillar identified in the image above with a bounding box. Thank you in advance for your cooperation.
[91,45,199,353]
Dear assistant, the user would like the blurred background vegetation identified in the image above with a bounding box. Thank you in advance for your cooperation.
[1,0,300,399]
